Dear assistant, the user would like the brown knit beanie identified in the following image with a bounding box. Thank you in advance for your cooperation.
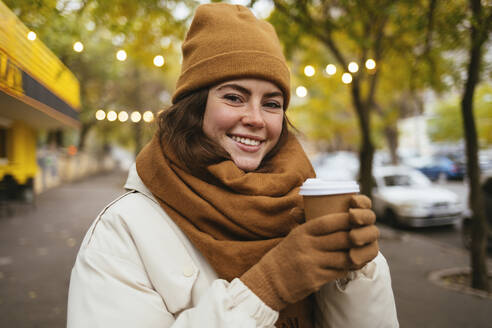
[172,3,291,108]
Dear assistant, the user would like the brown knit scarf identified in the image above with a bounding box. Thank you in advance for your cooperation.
[136,132,316,327]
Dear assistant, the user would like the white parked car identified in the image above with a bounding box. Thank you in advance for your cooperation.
[372,166,463,228]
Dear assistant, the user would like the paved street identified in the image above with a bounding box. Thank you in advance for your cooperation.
[0,171,491,327]
[0,171,127,328]
[379,228,491,328]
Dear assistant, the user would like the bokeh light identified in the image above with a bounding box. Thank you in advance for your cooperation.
[143,111,154,122]
[118,111,129,122]
[296,86,308,98]
[348,62,359,73]
[107,110,117,121]
[73,41,84,52]
[325,64,336,75]
[116,50,127,61]
[304,65,315,77]
[153,55,165,67]
[131,111,142,123]
[365,59,376,70]
[95,110,106,120]
[27,31,36,41]
[342,73,353,84]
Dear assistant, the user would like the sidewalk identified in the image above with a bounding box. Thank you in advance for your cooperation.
[0,171,490,327]
[0,171,127,328]
[378,226,491,327]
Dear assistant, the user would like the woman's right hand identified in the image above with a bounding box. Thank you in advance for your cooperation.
[240,195,379,311]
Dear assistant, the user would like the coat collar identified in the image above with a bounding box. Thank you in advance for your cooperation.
[124,163,156,200]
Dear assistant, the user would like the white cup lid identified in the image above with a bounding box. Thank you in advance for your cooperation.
[299,178,359,196]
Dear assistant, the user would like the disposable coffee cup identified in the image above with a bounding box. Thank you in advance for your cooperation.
[299,178,360,221]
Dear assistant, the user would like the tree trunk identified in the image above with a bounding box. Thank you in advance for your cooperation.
[461,0,489,292]
[351,80,375,197]
[78,122,94,151]
[384,125,399,165]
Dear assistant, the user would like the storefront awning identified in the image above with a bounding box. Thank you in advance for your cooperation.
[0,0,80,129]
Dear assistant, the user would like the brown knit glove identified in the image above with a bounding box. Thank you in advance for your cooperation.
[240,195,379,311]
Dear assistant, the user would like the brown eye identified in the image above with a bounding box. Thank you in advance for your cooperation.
[224,94,242,103]
[264,101,282,109]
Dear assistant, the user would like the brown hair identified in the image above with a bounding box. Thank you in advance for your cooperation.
[158,89,291,176]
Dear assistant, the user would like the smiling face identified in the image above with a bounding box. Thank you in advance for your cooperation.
[203,78,285,172]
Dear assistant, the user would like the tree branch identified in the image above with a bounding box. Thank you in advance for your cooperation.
[424,0,438,56]
[365,15,387,109]
[273,0,348,67]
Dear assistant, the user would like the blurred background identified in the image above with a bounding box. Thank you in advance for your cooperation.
[0,0,491,327]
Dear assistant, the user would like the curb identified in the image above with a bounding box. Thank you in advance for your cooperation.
[428,267,492,300]
[378,224,492,299]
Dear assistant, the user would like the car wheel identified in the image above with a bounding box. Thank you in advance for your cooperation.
[385,208,399,228]
[462,219,472,250]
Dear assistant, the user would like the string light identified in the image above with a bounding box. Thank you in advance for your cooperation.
[116,49,127,61]
[296,86,308,98]
[106,110,118,122]
[342,73,353,84]
[107,111,117,121]
[153,55,165,67]
[118,111,129,122]
[131,111,142,123]
[143,111,154,122]
[26,32,169,69]
[365,59,376,70]
[73,41,84,52]
[95,110,106,120]
[348,62,359,73]
[94,109,156,123]
[27,31,36,41]
[304,65,315,77]
[325,64,336,75]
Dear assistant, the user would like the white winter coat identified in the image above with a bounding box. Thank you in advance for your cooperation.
[67,164,399,327]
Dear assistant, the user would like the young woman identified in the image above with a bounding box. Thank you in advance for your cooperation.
[67,3,398,328]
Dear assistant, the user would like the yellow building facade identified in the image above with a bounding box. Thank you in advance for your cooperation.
[0,0,80,197]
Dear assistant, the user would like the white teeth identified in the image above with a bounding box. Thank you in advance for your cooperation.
[231,136,261,146]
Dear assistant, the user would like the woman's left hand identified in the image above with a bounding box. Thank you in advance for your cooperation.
[346,194,380,270]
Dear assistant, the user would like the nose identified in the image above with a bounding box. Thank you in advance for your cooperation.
[242,103,265,128]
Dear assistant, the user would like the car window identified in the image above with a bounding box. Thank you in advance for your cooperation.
[382,171,431,187]
[383,175,411,186]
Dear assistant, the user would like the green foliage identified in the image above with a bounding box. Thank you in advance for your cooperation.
[6,0,490,154]
[3,0,195,152]
[271,0,444,150]
[282,35,358,150]
[270,0,490,155]
[428,84,492,146]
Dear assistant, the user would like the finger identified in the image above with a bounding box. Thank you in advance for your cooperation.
[350,194,372,209]
[318,267,350,282]
[289,207,305,224]
[349,241,379,267]
[305,213,350,235]
[316,250,353,270]
[349,208,376,226]
[313,231,352,251]
[349,225,380,246]
[350,261,368,271]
